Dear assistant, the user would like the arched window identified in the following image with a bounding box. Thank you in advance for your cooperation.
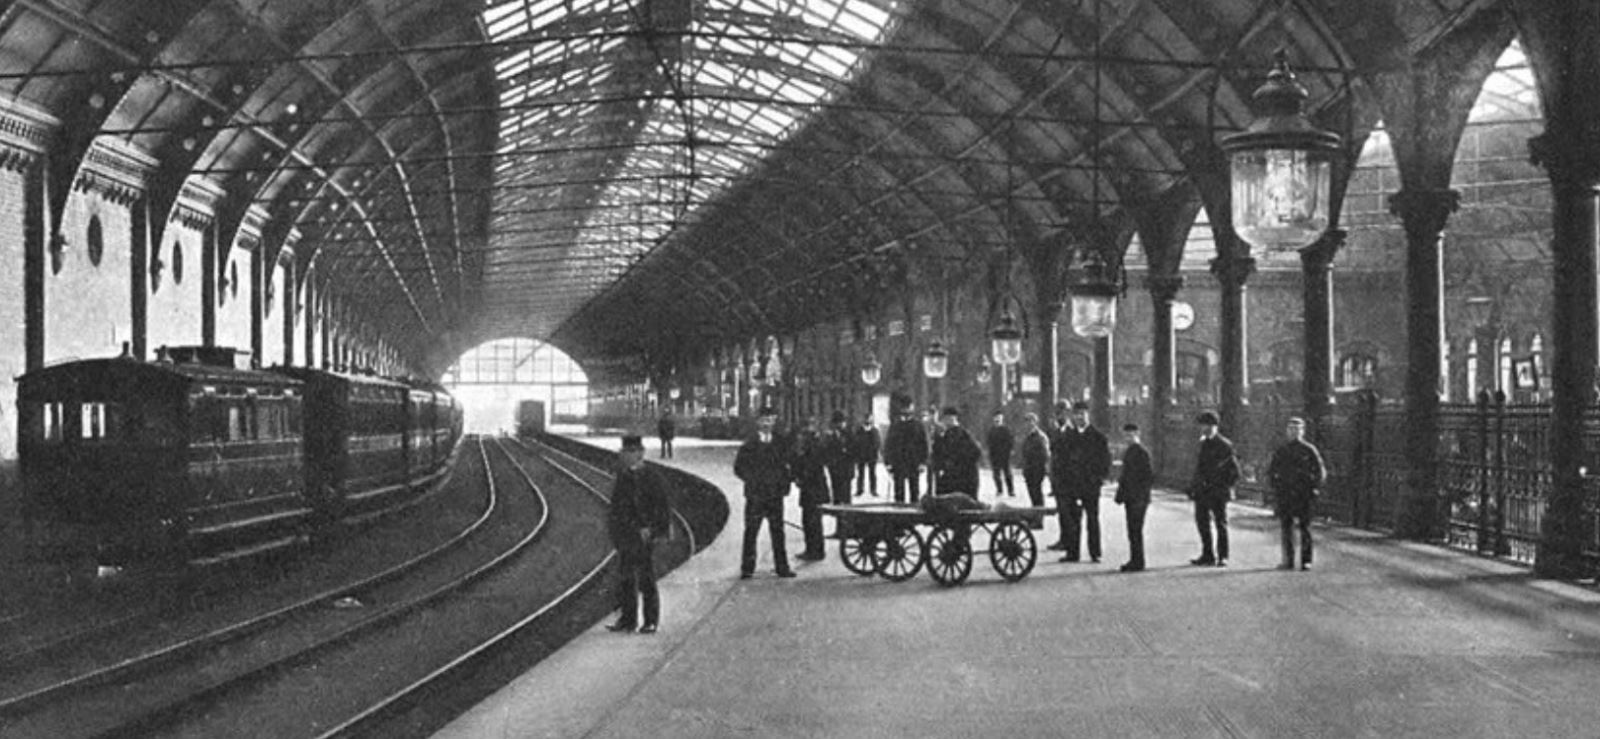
[1498,337,1513,392]
[1466,338,1479,400]
[86,215,104,267]
[1337,353,1377,390]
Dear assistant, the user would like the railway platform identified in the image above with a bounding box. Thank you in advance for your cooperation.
[434,435,1600,738]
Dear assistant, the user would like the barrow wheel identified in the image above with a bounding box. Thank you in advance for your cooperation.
[873,527,925,582]
[988,521,1036,582]
[926,525,973,587]
[839,536,878,576]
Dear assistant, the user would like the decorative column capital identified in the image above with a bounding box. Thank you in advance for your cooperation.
[1388,189,1460,241]
[1208,254,1257,289]
[1144,274,1185,303]
[1530,125,1600,192]
[1300,228,1347,275]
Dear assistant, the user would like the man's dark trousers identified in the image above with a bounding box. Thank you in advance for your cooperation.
[615,547,658,627]
[1064,491,1101,560]
[1194,497,1229,561]
[741,496,790,574]
[1125,502,1148,568]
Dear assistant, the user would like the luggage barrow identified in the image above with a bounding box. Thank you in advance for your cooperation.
[819,503,1055,586]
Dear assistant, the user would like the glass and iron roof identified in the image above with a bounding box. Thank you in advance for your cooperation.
[481,0,902,340]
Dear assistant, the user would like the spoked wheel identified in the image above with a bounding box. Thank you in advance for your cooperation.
[988,521,1037,582]
[926,525,973,587]
[873,527,925,582]
[839,536,879,576]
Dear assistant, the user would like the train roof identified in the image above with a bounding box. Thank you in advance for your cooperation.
[270,366,413,392]
[17,353,300,400]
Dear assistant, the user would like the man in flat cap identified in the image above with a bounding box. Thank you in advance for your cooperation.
[1114,423,1154,572]
[734,406,797,578]
[1188,411,1241,567]
[884,395,928,504]
[1268,416,1326,571]
[1051,400,1111,563]
[607,435,671,633]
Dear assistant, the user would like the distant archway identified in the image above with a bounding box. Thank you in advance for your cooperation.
[442,337,589,434]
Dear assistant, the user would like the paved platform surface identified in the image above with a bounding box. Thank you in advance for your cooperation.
[435,436,1600,738]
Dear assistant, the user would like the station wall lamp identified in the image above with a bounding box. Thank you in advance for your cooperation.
[1221,49,1342,252]
[923,340,949,379]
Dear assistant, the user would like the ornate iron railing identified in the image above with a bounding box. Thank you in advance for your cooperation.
[1146,395,1599,571]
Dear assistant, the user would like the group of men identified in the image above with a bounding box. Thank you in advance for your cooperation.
[608,399,1329,633]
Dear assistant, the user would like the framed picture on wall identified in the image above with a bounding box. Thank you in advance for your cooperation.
[1513,356,1539,391]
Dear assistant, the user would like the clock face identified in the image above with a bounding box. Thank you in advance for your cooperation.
[1171,301,1195,331]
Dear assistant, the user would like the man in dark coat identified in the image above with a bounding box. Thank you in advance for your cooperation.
[931,407,983,496]
[1268,416,1327,571]
[883,398,928,504]
[985,410,1015,499]
[1188,411,1241,567]
[607,435,671,633]
[821,410,855,506]
[1052,400,1112,563]
[734,407,796,579]
[657,409,676,459]
[1114,423,1154,573]
[851,412,881,497]
[792,416,831,561]
[1019,412,1051,529]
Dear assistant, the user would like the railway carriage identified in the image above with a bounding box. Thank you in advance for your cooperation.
[18,347,463,566]
[18,346,308,563]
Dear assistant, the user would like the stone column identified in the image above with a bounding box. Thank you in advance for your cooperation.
[1531,126,1600,577]
[1209,248,1255,431]
[1300,229,1345,438]
[303,277,316,367]
[281,256,296,366]
[201,223,217,347]
[1091,334,1112,430]
[23,158,47,371]
[1146,274,1183,467]
[130,196,149,361]
[1389,188,1459,540]
[1042,303,1063,409]
[250,243,263,368]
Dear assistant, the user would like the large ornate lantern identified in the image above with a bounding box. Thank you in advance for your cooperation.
[1070,254,1119,338]
[989,310,1024,366]
[860,352,882,386]
[923,340,949,379]
[1220,50,1342,251]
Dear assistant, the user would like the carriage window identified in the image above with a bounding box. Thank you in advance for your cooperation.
[81,403,105,439]
[229,406,245,441]
[33,402,64,442]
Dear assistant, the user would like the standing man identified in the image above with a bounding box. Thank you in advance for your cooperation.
[922,405,940,494]
[851,411,881,497]
[657,408,676,459]
[883,395,928,504]
[793,416,830,561]
[1114,423,1154,573]
[1044,400,1073,549]
[1052,400,1111,563]
[821,410,856,506]
[931,407,984,497]
[1268,416,1326,571]
[985,410,1016,499]
[607,435,671,634]
[1188,411,1241,568]
[1019,412,1051,529]
[734,407,797,579]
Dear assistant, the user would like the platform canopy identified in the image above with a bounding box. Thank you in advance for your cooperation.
[0,0,1508,380]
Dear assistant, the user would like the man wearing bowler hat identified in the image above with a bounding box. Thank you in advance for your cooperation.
[607,435,671,634]
[1188,411,1241,567]
[1052,400,1111,563]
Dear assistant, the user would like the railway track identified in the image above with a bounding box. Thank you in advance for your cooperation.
[0,436,539,737]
